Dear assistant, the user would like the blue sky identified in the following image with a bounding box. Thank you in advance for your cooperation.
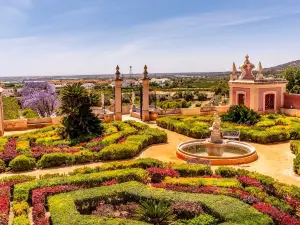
[0,0,300,76]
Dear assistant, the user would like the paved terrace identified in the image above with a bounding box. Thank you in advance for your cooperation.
[0,115,299,186]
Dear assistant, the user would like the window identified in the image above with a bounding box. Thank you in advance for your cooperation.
[265,94,275,110]
[238,94,245,105]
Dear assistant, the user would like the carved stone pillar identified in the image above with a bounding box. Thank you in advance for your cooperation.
[142,65,150,122]
[114,65,122,121]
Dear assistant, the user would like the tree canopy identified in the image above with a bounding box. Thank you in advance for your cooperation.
[281,66,300,93]
[20,81,60,117]
[59,83,103,140]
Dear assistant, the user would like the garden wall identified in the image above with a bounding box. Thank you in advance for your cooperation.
[283,93,300,109]
[4,117,62,131]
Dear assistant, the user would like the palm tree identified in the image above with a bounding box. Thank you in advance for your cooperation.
[59,83,103,140]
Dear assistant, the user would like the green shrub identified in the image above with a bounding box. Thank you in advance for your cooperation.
[255,120,275,127]
[291,140,300,155]
[215,167,238,177]
[163,177,242,188]
[12,215,30,225]
[3,96,20,120]
[294,154,300,175]
[175,214,218,225]
[221,105,260,125]
[13,201,30,216]
[9,155,36,172]
[37,153,72,168]
[135,200,175,224]
[22,107,39,118]
[0,159,6,172]
[72,150,96,164]
[172,163,212,177]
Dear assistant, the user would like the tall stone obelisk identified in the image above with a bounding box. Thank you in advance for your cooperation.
[142,65,150,122]
[114,65,123,121]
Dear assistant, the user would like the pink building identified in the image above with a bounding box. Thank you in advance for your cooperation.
[229,55,287,113]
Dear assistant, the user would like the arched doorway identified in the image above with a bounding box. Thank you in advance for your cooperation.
[238,93,245,105]
[265,94,275,110]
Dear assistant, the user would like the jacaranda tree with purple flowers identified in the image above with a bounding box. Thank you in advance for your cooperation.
[20,81,60,117]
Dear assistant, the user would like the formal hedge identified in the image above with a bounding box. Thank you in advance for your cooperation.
[48,181,273,225]
[157,114,300,144]
[13,168,148,202]
[0,121,167,172]
[290,140,300,175]
[1,158,299,225]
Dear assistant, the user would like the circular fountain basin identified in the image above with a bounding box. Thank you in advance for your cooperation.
[177,139,258,165]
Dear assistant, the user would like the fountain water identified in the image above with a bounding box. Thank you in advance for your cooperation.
[177,113,258,165]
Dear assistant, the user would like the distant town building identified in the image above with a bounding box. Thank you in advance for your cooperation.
[151,78,172,87]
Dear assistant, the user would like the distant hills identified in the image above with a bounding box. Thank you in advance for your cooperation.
[1,60,300,82]
[264,60,300,76]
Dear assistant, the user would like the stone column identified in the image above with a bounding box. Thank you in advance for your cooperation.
[114,65,123,121]
[0,90,4,136]
[142,65,150,122]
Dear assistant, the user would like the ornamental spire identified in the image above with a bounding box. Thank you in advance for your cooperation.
[115,65,121,80]
[143,65,148,79]
[258,61,263,73]
[232,62,237,74]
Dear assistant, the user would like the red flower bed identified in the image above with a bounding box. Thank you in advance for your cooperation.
[238,176,262,188]
[285,197,300,210]
[102,179,118,186]
[1,138,18,162]
[147,167,179,183]
[32,185,80,225]
[31,146,81,158]
[0,197,9,224]
[253,203,300,225]
[117,137,127,144]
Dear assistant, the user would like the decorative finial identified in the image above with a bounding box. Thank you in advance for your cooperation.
[258,61,263,73]
[244,54,250,65]
[115,65,121,80]
[232,62,237,74]
[256,61,264,80]
[143,65,148,79]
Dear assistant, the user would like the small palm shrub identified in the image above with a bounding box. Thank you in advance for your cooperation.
[59,83,103,140]
[221,105,260,125]
[135,200,175,225]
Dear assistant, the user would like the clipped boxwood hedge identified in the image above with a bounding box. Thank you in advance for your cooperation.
[48,181,273,225]
[290,140,300,175]
[9,155,36,172]
[13,168,148,202]
[157,115,300,144]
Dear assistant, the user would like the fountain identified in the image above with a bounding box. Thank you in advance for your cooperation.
[177,113,258,165]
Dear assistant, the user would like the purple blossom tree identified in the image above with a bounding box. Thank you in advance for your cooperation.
[20,81,60,117]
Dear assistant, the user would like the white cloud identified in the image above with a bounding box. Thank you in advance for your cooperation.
[0,5,300,76]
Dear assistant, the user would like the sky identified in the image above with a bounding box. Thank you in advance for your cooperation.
[0,0,300,76]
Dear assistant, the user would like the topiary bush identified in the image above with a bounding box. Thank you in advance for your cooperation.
[37,153,72,168]
[221,105,260,125]
[9,155,36,172]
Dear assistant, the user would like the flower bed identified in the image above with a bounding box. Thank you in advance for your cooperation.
[0,158,299,225]
[0,121,167,173]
